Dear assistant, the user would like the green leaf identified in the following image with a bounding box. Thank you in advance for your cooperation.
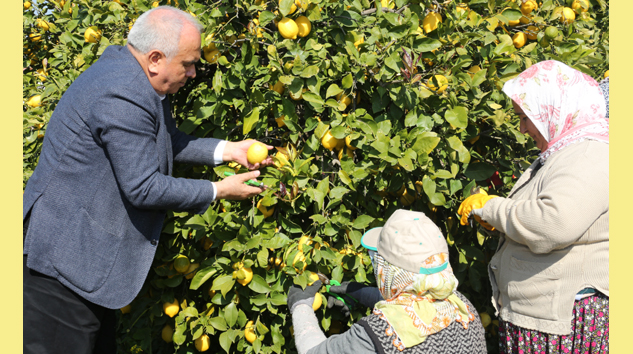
[224,302,238,328]
[464,163,497,181]
[248,274,272,293]
[211,275,235,296]
[422,175,436,196]
[412,132,441,154]
[243,107,261,135]
[444,106,469,129]
[433,170,453,179]
[189,267,218,290]
[213,69,223,94]
[219,330,232,353]
[301,65,320,78]
[209,316,229,331]
[326,84,343,98]
[341,73,353,89]
[352,215,375,229]
[414,38,442,52]
[302,92,324,105]
[501,8,522,21]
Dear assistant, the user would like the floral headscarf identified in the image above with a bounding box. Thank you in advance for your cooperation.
[502,60,609,163]
[371,252,474,350]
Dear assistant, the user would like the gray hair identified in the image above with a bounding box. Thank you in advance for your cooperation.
[127,6,203,60]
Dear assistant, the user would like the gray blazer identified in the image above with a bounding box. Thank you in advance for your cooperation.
[23,45,221,309]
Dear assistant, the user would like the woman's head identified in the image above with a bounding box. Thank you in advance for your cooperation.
[503,60,608,162]
[360,209,457,301]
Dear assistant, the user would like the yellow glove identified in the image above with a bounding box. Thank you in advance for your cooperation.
[458,192,499,230]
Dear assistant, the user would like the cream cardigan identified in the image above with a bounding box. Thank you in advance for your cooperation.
[480,140,609,335]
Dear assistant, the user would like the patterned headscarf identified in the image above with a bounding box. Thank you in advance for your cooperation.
[502,60,609,163]
[371,252,474,350]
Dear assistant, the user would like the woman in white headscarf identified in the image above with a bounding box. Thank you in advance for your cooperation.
[286,209,486,354]
[458,60,609,354]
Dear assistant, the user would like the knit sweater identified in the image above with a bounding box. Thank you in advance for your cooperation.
[480,140,609,335]
[301,291,486,354]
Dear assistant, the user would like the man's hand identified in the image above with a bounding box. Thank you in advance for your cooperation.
[215,170,265,200]
[224,140,274,170]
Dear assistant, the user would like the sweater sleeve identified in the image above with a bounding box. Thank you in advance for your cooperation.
[481,143,608,254]
[306,323,376,354]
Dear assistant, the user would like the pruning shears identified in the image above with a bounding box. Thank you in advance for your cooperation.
[317,272,360,308]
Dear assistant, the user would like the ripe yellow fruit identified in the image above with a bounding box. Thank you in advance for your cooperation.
[35,69,47,82]
[295,16,311,37]
[202,237,214,250]
[298,235,313,252]
[312,293,322,311]
[467,65,481,78]
[278,18,299,40]
[604,70,609,79]
[257,199,274,218]
[456,4,469,15]
[519,15,531,24]
[29,33,41,42]
[163,299,179,318]
[195,334,210,352]
[571,0,589,14]
[26,95,42,108]
[161,325,174,343]
[336,92,353,108]
[422,12,442,33]
[520,0,537,15]
[379,0,395,9]
[399,189,416,206]
[307,272,320,286]
[247,142,268,164]
[185,263,200,280]
[37,19,49,31]
[269,80,285,95]
[480,312,492,328]
[204,49,220,64]
[321,131,340,151]
[426,75,448,94]
[345,136,357,150]
[292,251,307,272]
[120,304,132,314]
[152,1,159,7]
[237,267,253,285]
[512,32,527,48]
[84,26,102,43]
[174,255,190,273]
[275,115,286,128]
[24,1,31,10]
[525,26,539,40]
[560,7,575,24]
[353,36,364,49]
[245,321,257,343]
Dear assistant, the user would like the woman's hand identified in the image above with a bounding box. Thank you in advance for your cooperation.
[223,140,274,170]
[458,193,499,230]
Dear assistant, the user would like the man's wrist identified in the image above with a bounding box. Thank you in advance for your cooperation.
[215,140,228,165]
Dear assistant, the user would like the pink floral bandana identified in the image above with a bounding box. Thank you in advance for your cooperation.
[502,60,609,163]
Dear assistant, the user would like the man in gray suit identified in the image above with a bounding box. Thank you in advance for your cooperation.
[22,6,269,353]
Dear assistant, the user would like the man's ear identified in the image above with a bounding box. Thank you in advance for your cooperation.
[147,50,165,76]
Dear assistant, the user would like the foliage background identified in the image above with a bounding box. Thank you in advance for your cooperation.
[22,0,608,353]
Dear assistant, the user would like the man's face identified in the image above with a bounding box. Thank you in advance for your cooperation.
[156,24,200,95]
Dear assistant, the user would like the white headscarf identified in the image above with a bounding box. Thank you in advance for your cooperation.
[502,60,609,163]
